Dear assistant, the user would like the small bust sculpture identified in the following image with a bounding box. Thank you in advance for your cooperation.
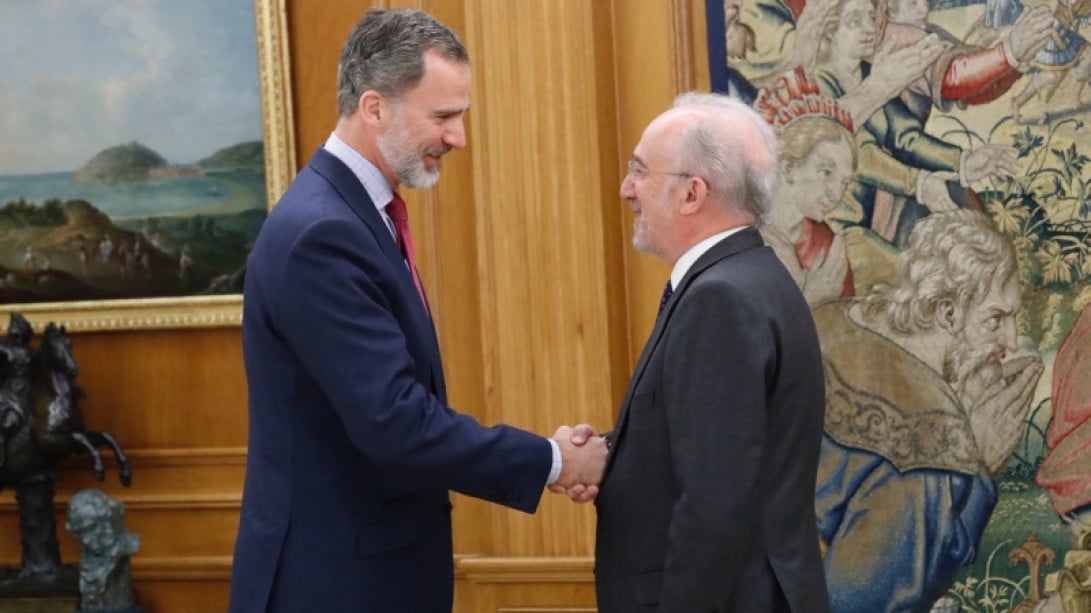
[65,489,141,611]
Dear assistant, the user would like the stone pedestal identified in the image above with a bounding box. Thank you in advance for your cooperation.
[0,594,79,613]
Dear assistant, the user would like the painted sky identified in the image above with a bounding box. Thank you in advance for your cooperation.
[0,0,262,175]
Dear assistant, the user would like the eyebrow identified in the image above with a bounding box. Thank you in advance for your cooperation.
[982,301,1017,317]
[433,104,470,117]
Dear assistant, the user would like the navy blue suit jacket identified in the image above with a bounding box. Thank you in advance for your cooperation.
[229,149,552,613]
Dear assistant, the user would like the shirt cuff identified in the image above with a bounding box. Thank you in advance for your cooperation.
[999,36,1016,69]
[546,438,562,485]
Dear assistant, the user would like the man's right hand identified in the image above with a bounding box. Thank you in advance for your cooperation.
[1006,6,1053,64]
[968,354,1043,475]
[549,424,606,503]
[841,34,950,126]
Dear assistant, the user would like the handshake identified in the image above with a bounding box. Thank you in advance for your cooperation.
[548,424,607,504]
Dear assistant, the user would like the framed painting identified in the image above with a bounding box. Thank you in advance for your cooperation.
[0,0,295,332]
[709,0,1091,609]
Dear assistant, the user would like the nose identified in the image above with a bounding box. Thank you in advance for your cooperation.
[825,182,841,204]
[444,118,467,150]
[620,175,636,199]
[998,317,1017,353]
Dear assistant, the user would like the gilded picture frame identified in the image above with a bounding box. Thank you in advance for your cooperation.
[0,0,295,332]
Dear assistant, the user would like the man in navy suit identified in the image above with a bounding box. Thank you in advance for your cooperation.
[228,9,607,613]
[580,93,830,611]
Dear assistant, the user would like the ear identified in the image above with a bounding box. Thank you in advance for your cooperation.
[358,91,386,127]
[935,297,963,333]
[678,176,709,216]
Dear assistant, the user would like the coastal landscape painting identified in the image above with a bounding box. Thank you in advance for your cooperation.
[0,0,295,331]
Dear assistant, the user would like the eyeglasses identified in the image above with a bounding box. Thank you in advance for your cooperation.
[625,159,691,181]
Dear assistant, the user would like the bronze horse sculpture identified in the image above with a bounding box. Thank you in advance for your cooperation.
[0,314,131,588]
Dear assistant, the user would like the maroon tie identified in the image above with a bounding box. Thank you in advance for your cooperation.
[386,193,428,311]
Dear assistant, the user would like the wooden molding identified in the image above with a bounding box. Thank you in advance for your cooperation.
[132,556,233,581]
[69,447,248,466]
[670,0,697,92]
[456,556,595,584]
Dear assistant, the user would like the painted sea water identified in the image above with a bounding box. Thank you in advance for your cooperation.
[0,170,265,220]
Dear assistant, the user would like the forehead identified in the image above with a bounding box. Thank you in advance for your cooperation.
[399,50,471,110]
[806,139,854,164]
[973,274,1020,312]
[635,110,688,160]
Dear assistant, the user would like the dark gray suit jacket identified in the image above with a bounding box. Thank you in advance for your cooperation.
[595,228,830,612]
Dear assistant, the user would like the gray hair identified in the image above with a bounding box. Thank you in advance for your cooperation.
[861,210,1018,334]
[337,9,468,117]
[671,92,779,226]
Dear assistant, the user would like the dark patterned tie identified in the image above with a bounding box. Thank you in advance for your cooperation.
[385,193,428,312]
[658,281,673,318]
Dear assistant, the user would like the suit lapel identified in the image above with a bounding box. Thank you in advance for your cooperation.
[606,228,765,473]
[308,148,445,397]
[308,149,405,266]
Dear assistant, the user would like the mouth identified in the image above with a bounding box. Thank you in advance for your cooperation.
[423,148,449,166]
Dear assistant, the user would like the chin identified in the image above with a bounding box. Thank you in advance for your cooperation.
[401,168,441,190]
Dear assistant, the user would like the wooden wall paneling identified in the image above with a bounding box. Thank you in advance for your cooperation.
[286,1,381,168]
[691,0,712,90]
[459,0,622,560]
[410,0,500,558]
[71,329,248,449]
[123,578,230,613]
[612,0,709,365]
[457,557,596,613]
[589,0,635,415]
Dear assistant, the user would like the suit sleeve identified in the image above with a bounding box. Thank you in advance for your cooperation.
[275,216,551,512]
[655,279,775,609]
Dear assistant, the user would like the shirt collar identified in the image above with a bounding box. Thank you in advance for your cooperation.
[323,132,396,212]
[670,226,749,290]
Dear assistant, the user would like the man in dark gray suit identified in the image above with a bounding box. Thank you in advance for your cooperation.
[584,92,830,612]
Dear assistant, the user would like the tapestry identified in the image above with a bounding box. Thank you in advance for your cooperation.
[709,0,1091,608]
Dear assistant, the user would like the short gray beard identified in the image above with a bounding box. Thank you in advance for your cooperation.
[376,114,443,190]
